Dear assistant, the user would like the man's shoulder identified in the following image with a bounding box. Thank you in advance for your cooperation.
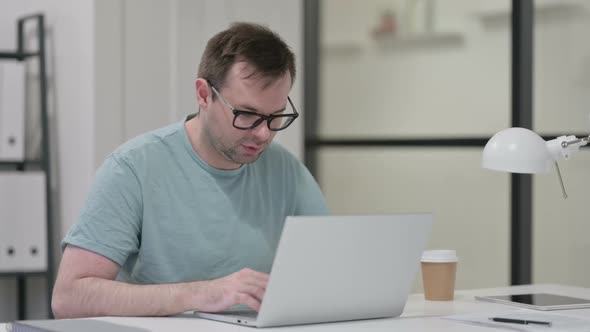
[110,121,183,162]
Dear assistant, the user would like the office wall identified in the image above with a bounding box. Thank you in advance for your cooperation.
[94,0,304,167]
[1,0,304,321]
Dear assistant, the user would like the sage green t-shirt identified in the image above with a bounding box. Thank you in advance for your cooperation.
[62,117,329,284]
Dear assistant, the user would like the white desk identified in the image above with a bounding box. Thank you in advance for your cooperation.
[2,284,590,331]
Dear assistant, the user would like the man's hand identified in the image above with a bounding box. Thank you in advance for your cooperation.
[192,268,269,312]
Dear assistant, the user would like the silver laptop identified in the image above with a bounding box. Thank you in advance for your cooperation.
[194,214,432,328]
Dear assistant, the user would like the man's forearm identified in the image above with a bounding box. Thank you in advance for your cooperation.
[52,277,202,318]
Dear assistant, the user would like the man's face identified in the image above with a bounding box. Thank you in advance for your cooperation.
[202,62,292,168]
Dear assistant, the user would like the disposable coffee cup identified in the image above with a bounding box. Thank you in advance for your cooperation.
[421,250,458,301]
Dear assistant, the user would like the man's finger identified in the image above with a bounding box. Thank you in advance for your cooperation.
[237,284,265,302]
[242,275,269,289]
[236,293,261,312]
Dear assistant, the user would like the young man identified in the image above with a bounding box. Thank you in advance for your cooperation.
[52,22,328,319]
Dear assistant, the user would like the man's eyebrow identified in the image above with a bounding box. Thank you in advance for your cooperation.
[237,104,288,115]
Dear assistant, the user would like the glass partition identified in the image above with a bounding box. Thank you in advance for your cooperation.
[320,0,510,139]
[315,0,512,290]
[318,147,510,290]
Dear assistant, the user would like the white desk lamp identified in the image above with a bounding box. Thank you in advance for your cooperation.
[482,127,589,198]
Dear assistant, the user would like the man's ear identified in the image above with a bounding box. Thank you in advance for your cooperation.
[195,78,211,109]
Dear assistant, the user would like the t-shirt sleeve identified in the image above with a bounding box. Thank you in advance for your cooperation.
[293,162,330,216]
[61,154,143,266]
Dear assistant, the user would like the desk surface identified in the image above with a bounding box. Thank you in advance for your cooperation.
[2,284,590,331]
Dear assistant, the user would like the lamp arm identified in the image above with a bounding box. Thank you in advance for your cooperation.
[562,136,590,147]
[546,134,589,161]
[545,134,589,199]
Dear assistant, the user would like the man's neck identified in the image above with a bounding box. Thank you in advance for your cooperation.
[184,115,241,170]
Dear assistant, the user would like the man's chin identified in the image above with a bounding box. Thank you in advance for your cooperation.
[236,153,262,164]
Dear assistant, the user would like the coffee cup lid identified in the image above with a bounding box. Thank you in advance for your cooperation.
[421,250,458,263]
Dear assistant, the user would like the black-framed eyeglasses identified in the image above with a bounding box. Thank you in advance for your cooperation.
[209,83,299,131]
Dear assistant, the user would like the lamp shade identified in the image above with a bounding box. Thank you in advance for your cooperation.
[482,127,552,174]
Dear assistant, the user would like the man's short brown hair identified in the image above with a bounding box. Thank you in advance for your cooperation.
[198,22,296,94]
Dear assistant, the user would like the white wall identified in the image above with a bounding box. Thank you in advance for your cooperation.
[95,0,305,166]
[94,0,124,167]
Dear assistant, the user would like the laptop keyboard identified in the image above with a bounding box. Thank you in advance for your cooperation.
[224,310,258,319]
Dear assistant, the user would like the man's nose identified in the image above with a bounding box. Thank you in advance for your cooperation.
[252,122,271,141]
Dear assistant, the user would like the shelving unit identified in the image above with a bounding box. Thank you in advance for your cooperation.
[321,31,464,55]
[476,2,583,23]
[0,14,54,320]
[321,42,364,54]
[373,32,464,50]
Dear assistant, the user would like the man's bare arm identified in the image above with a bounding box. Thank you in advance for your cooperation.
[52,245,269,318]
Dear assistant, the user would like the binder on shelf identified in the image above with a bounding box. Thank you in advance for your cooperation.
[0,62,26,161]
[0,172,47,272]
